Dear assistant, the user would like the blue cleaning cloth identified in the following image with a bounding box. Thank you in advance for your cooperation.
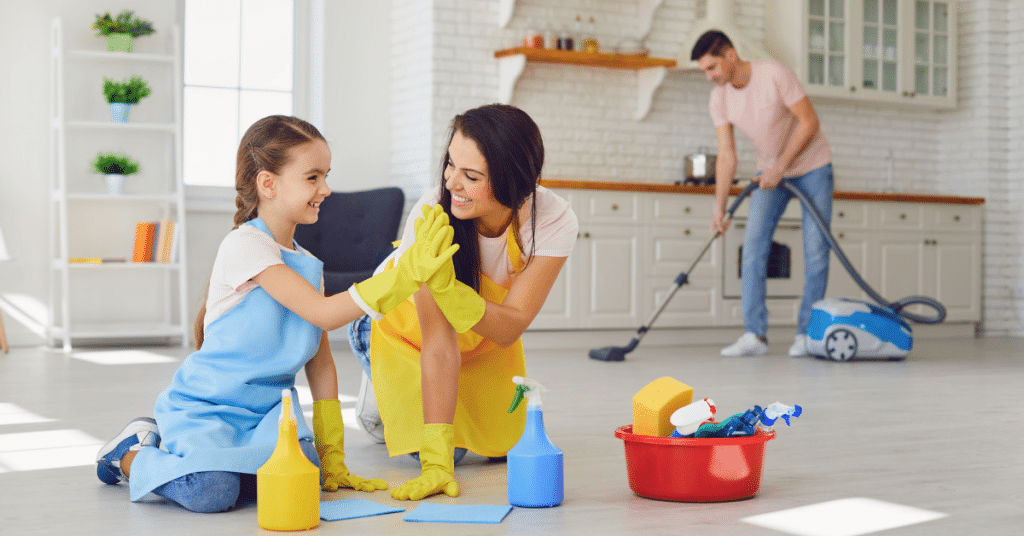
[320,498,405,521]
[403,503,513,524]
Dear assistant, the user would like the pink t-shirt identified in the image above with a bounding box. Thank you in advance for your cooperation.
[709,61,831,176]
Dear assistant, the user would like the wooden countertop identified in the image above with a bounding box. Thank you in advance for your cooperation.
[539,179,986,205]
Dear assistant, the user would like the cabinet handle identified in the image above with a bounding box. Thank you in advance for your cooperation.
[838,211,845,218]
[954,215,961,222]
[611,204,619,211]
[684,206,691,214]
[838,232,845,239]
[900,213,907,220]
[583,232,591,238]
[684,229,691,236]
[850,86,856,92]
[923,239,937,246]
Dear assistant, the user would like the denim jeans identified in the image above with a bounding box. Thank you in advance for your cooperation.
[348,315,372,379]
[150,439,319,513]
[742,163,834,337]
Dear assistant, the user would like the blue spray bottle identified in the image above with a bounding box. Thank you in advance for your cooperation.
[506,376,563,508]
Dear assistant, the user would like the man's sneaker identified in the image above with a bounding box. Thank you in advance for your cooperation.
[788,334,810,357]
[720,332,769,357]
[355,372,386,444]
[96,417,160,484]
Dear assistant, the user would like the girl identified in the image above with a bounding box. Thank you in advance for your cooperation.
[349,104,578,501]
[95,115,457,513]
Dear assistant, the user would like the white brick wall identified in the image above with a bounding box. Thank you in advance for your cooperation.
[394,0,1024,335]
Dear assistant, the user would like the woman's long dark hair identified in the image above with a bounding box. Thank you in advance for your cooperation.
[438,104,544,291]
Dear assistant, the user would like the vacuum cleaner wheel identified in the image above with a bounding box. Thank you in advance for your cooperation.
[825,329,858,362]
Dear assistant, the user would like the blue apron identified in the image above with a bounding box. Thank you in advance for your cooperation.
[129,218,323,501]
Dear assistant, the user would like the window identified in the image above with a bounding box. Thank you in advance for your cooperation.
[183,0,295,187]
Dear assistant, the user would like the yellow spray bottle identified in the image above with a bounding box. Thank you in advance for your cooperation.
[257,389,320,531]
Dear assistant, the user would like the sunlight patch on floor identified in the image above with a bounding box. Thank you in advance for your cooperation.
[0,429,103,472]
[70,350,178,365]
[741,497,948,536]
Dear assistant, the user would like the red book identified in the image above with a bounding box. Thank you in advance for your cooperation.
[132,221,157,263]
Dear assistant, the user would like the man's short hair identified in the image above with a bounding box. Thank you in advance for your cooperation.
[691,30,734,61]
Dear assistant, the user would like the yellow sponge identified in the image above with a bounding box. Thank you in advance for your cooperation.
[632,377,694,436]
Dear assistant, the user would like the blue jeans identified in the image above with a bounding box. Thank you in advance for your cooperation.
[348,315,372,379]
[150,439,319,513]
[742,164,833,337]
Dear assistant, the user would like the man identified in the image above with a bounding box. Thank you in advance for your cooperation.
[692,30,834,357]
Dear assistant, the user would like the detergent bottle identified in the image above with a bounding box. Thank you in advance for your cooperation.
[506,376,563,507]
[257,389,320,531]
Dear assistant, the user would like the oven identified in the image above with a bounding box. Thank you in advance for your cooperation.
[721,217,805,299]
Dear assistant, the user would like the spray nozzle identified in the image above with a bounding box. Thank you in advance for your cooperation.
[507,376,547,413]
[279,388,296,425]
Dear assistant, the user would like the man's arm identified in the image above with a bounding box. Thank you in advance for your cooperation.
[712,123,737,234]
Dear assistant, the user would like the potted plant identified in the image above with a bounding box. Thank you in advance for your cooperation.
[92,152,141,195]
[103,75,152,122]
[91,10,155,53]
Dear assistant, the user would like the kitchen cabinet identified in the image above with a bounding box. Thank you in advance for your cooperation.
[534,190,644,329]
[870,202,980,322]
[765,0,957,109]
[643,196,720,327]
[531,183,981,333]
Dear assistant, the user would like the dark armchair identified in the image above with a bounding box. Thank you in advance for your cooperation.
[294,187,405,296]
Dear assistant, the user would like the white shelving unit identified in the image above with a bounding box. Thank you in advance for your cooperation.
[48,18,188,351]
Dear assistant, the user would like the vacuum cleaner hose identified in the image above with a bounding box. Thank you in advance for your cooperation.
[779,181,946,324]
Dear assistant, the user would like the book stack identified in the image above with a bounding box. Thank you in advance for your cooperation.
[132,219,180,263]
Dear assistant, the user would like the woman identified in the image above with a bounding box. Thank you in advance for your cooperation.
[349,104,578,501]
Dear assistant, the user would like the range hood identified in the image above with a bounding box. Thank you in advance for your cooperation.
[676,1,772,70]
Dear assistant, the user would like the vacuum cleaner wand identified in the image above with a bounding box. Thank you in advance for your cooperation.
[589,182,759,362]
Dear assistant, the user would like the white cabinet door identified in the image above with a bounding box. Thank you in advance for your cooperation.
[577,224,641,329]
[531,254,575,329]
[825,229,873,300]
[927,235,979,322]
[643,224,720,327]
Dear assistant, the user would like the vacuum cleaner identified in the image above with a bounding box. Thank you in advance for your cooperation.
[588,180,946,362]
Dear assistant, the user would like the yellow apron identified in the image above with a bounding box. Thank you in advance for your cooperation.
[370,231,526,457]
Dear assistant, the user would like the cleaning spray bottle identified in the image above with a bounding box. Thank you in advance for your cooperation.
[257,389,320,531]
[506,376,563,508]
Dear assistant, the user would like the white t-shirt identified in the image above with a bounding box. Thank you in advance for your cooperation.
[204,223,319,328]
[382,185,578,290]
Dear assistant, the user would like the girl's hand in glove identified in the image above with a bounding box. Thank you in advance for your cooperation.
[313,399,387,492]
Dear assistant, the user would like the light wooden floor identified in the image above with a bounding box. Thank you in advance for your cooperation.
[0,332,1020,535]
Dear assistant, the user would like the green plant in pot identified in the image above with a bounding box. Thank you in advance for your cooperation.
[92,152,141,195]
[92,10,155,53]
[103,75,152,122]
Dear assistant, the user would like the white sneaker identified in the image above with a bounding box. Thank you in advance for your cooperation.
[720,332,768,357]
[788,334,810,357]
[355,372,386,444]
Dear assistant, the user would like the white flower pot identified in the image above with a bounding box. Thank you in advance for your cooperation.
[104,174,128,195]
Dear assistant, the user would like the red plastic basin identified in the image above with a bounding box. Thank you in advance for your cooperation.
[614,424,775,502]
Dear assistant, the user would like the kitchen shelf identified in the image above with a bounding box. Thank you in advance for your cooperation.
[494,48,676,120]
[494,47,676,69]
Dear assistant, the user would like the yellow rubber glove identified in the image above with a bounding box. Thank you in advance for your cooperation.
[389,423,460,501]
[312,399,388,492]
[352,204,458,316]
[426,259,486,333]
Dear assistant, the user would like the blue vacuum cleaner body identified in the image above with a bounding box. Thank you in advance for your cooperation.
[806,297,913,361]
